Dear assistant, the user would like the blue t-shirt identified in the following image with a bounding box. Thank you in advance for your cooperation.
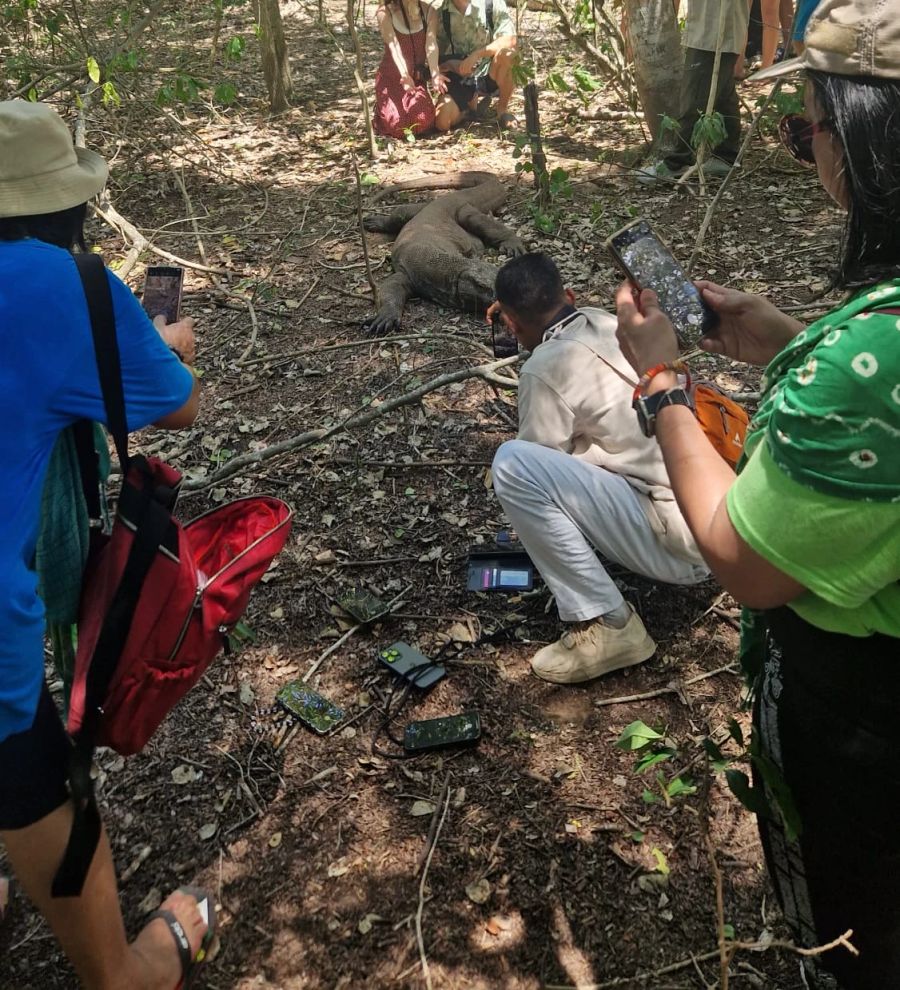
[0,239,194,742]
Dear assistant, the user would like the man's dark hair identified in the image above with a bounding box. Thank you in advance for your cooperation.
[0,202,88,251]
[495,252,565,319]
[807,71,900,289]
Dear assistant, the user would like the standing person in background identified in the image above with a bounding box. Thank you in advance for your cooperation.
[791,0,819,52]
[434,0,518,130]
[760,0,794,67]
[374,0,448,140]
[617,1,900,983]
[637,0,751,183]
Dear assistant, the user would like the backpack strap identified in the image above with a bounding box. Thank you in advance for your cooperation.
[486,0,493,36]
[52,252,150,898]
[442,4,453,54]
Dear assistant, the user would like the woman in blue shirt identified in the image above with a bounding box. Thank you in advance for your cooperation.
[0,101,213,989]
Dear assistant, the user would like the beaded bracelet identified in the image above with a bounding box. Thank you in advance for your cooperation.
[632,360,691,401]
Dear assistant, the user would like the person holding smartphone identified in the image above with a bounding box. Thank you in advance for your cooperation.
[616,3,900,983]
[0,102,214,990]
[488,252,709,684]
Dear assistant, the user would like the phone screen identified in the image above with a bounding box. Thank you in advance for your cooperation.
[608,221,712,339]
[491,313,519,358]
[141,266,184,324]
[276,682,344,733]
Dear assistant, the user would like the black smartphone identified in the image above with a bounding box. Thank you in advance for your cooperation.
[141,265,184,324]
[466,550,534,591]
[377,642,446,689]
[403,712,482,752]
[339,588,388,624]
[276,681,344,734]
[605,220,715,340]
[491,311,519,358]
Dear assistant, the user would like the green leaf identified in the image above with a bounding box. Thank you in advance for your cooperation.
[725,769,770,818]
[360,173,380,186]
[214,82,237,106]
[641,788,658,804]
[630,830,644,843]
[87,56,101,84]
[101,81,120,106]
[546,71,571,94]
[634,750,671,774]
[572,66,602,93]
[665,776,697,799]
[616,720,664,751]
[225,35,245,60]
[651,847,670,875]
[703,738,725,763]
[723,923,736,940]
[727,717,745,748]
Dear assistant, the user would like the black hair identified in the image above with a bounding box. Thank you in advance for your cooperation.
[806,71,900,289]
[495,252,566,324]
[0,202,88,251]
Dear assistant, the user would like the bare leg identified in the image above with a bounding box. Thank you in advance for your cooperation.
[364,202,428,236]
[488,48,517,117]
[456,203,525,255]
[2,801,209,990]
[760,0,780,66]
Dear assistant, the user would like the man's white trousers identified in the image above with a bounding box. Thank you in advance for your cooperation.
[492,439,709,622]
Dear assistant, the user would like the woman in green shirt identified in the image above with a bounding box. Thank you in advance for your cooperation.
[616,1,899,986]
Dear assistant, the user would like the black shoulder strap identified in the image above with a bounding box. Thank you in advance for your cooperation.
[486,0,493,36]
[72,253,129,473]
[442,5,452,52]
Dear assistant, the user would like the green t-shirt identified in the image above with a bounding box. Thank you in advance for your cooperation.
[727,279,900,641]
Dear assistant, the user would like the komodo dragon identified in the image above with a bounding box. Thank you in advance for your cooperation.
[363,171,526,333]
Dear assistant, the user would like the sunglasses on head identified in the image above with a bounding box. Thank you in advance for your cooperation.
[779,114,833,166]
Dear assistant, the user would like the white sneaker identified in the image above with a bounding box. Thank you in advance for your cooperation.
[635,160,687,186]
[530,608,657,684]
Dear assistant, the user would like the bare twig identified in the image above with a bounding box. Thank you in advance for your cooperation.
[182,354,520,491]
[687,81,783,274]
[593,663,737,708]
[416,774,451,990]
[351,152,379,303]
[346,0,377,157]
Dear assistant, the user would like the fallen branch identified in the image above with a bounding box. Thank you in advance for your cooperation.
[182,354,520,491]
[240,331,495,367]
[416,773,451,990]
[593,663,737,708]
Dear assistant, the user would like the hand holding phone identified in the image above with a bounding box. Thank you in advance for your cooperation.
[142,265,184,325]
[605,220,715,341]
[491,310,519,358]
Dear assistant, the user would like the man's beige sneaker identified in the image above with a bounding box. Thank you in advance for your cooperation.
[530,608,657,684]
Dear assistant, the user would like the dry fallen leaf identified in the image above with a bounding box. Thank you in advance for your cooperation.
[358,912,383,934]
[327,860,350,878]
[410,800,436,817]
[268,832,283,849]
[465,878,492,904]
[171,765,202,785]
[199,822,218,841]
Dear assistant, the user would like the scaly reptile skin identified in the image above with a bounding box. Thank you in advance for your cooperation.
[363,171,526,333]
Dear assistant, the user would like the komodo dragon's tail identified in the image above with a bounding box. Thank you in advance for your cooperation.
[371,170,501,204]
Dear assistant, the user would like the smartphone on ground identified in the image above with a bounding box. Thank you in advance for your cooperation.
[467,550,534,591]
[275,681,344,734]
[377,642,447,689]
[141,265,184,324]
[403,712,482,752]
[605,219,715,340]
[491,311,519,358]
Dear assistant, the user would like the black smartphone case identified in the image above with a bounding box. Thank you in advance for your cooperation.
[466,550,534,591]
[377,642,446,689]
[403,712,482,752]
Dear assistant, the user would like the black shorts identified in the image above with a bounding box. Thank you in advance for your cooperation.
[0,682,71,830]
[446,70,498,113]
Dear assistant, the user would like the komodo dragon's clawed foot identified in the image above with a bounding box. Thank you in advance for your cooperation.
[499,236,527,257]
[363,214,395,234]
[363,311,402,335]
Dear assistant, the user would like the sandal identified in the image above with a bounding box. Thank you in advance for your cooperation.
[0,875,10,925]
[147,885,219,990]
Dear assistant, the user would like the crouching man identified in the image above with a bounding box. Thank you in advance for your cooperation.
[489,253,709,683]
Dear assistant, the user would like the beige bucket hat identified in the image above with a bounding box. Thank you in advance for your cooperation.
[749,0,900,82]
[0,101,108,218]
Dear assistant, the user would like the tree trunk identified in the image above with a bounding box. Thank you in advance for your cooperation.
[257,0,293,113]
[623,0,681,146]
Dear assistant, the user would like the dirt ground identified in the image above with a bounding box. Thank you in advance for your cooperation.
[1,2,847,987]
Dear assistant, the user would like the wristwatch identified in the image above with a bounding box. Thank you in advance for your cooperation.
[633,387,694,438]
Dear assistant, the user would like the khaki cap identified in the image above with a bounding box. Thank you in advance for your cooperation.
[749,0,900,82]
[0,101,108,218]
